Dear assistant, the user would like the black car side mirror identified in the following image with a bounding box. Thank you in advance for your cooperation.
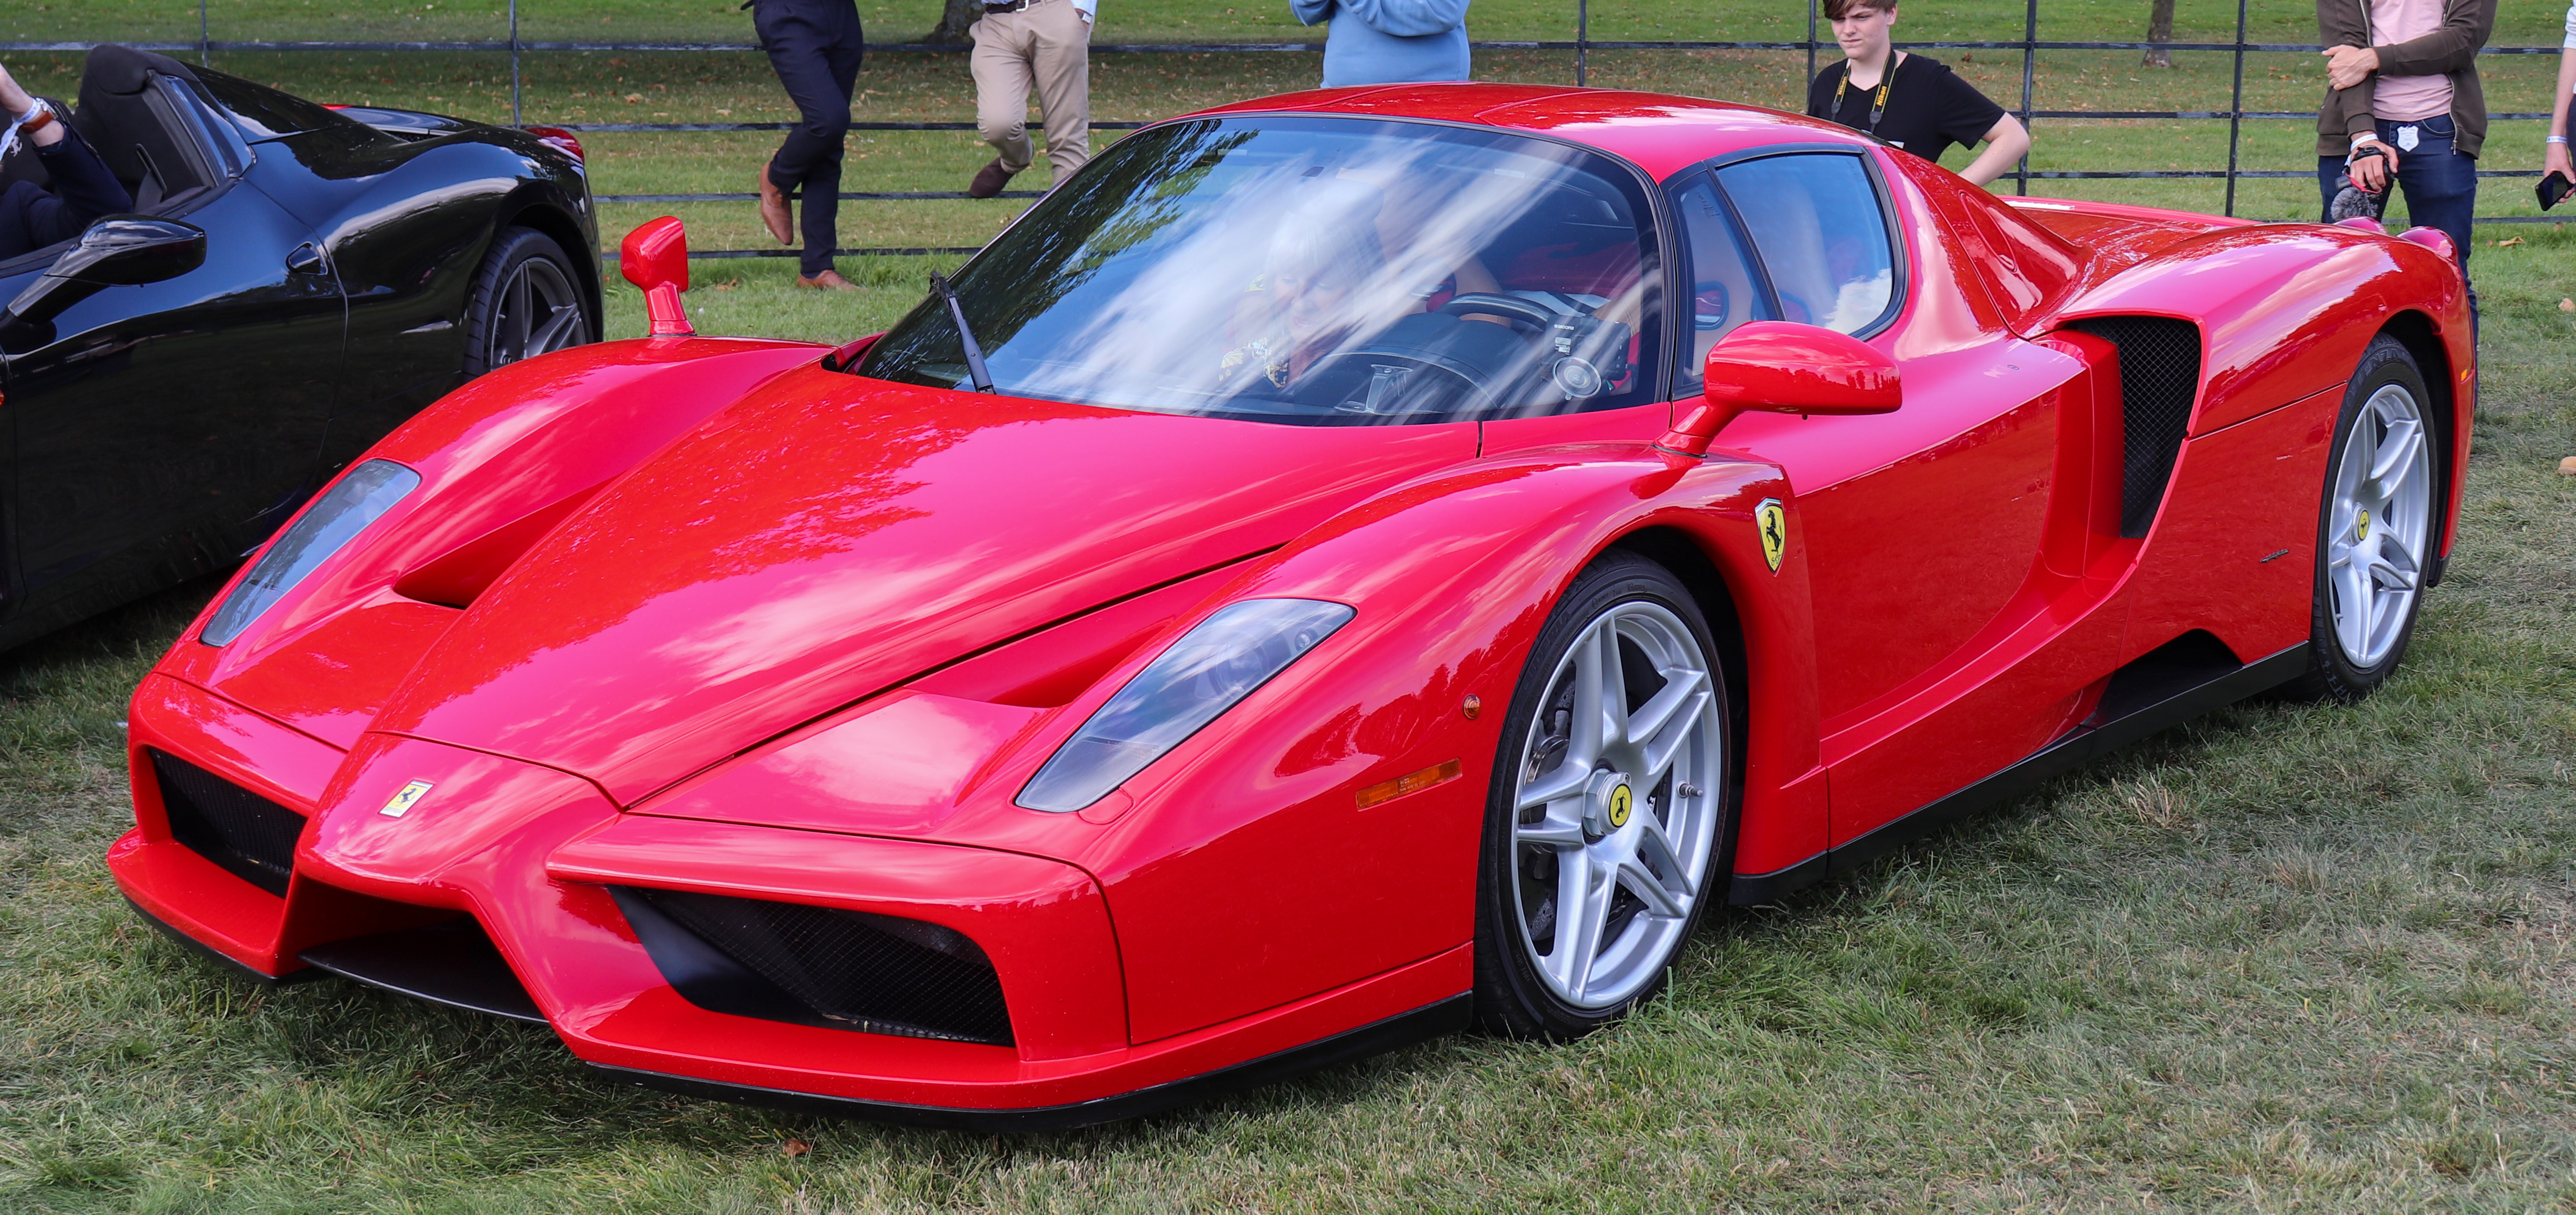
[1,216,208,353]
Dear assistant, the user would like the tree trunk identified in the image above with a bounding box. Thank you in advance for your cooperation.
[927,0,981,43]
[2142,0,2175,68]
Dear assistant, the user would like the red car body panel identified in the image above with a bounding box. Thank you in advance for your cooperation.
[109,84,2473,1124]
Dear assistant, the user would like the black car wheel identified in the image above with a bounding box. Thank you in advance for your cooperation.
[2284,334,2440,702]
[463,226,592,376]
[1472,551,1737,1041]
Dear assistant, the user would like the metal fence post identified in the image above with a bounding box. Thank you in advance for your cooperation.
[2016,0,2036,195]
[1805,0,1818,93]
[199,0,210,66]
[511,0,523,127]
[1576,0,1588,87]
[2224,0,2247,215]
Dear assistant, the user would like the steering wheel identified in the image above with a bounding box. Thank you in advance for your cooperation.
[1437,292,1563,331]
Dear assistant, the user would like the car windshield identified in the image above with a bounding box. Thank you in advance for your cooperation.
[858,117,1663,425]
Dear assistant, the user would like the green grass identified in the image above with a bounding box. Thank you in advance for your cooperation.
[7,8,2576,1210]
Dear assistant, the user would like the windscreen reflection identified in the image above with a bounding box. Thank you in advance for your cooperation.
[859,118,1661,424]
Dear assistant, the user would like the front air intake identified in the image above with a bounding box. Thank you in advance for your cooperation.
[2069,316,2202,538]
[147,749,305,897]
[610,887,1014,1046]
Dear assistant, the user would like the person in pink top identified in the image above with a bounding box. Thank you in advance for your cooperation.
[2545,0,2575,190]
[2314,0,2493,289]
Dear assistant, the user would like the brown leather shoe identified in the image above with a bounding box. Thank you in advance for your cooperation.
[795,270,860,291]
[967,159,1018,200]
[756,165,793,245]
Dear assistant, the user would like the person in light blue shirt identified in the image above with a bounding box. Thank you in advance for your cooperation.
[1290,0,1471,88]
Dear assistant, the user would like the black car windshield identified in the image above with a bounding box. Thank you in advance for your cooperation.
[858,117,1663,424]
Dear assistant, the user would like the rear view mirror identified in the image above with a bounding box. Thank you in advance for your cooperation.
[1,215,207,353]
[1659,321,1901,457]
[621,215,693,337]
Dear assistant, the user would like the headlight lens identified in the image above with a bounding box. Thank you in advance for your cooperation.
[1015,598,1355,812]
[200,459,420,646]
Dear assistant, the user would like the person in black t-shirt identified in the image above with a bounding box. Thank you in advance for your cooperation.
[1805,0,2031,185]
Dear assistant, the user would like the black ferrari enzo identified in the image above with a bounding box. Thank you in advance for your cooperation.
[0,45,597,648]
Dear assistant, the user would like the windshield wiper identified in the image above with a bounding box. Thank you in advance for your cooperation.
[930,272,997,394]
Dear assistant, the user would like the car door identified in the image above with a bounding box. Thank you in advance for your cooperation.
[1691,150,2111,844]
[1,116,342,622]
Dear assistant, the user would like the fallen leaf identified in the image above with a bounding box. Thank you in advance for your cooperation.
[2560,298,2573,312]
[624,93,643,104]
[2560,456,2576,476]
[2493,237,2522,248]
[783,1137,811,1157]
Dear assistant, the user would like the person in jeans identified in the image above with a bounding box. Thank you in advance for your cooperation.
[752,0,865,290]
[1289,0,1471,89]
[2544,0,2574,188]
[966,0,1094,199]
[2315,0,2493,282]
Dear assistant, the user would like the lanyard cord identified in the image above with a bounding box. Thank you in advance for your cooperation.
[1832,56,1896,135]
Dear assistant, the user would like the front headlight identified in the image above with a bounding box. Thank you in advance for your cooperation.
[1015,598,1355,812]
[200,459,421,646]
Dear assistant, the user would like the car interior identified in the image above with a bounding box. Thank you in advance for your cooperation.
[0,45,227,268]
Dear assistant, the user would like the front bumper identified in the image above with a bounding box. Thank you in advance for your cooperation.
[111,673,1470,1127]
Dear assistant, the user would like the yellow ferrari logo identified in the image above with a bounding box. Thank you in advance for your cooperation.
[1606,783,1632,829]
[379,779,433,819]
[2356,507,2371,541]
[1755,498,1788,573]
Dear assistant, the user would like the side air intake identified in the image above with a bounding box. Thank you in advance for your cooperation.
[148,749,305,897]
[2069,316,2202,538]
[610,887,1014,1046]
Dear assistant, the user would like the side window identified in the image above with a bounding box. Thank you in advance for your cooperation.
[1714,153,1897,337]
[1669,173,1776,396]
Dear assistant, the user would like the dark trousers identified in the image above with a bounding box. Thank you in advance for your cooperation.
[756,0,864,276]
[0,126,135,261]
[2318,114,2477,273]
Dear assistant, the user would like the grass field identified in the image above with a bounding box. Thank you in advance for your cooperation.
[4,4,2576,1210]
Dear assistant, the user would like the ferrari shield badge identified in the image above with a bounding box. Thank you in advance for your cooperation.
[379,779,433,818]
[1755,498,1788,573]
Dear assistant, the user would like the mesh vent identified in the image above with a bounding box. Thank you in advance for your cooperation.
[147,749,304,897]
[618,887,1013,1046]
[2071,316,2202,538]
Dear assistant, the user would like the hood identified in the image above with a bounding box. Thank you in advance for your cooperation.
[369,366,1478,805]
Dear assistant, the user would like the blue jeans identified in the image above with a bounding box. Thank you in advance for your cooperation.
[2318,114,2477,274]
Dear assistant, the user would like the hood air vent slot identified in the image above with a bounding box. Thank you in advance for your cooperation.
[610,887,1013,1046]
[148,749,304,897]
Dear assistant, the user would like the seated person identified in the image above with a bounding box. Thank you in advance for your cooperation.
[1219,182,1393,391]
[0,62,135,261]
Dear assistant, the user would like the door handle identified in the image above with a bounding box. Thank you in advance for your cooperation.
[286,242,326,276]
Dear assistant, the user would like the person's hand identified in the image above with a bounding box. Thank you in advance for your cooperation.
[2349,143,2396,193]
[2548,139,2574,185]
[2323,44,2380,91]
[0,63,31,120]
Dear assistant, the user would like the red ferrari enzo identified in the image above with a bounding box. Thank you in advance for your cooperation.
[110,84,2470,1128]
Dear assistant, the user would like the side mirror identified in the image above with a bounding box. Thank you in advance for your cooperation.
[1659,321,1901,457]
[1,215,207,353]
[620,215,693,337]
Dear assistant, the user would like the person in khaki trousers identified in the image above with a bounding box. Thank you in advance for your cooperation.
[966,0,1094,197]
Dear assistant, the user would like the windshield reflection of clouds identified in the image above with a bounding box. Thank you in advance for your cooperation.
[864,119,1659,425]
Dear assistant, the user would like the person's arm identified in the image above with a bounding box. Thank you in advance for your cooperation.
[0,62,64,148]
[1329,0,1470,37]
[1072,0,1095,24]
[2551,5,2575,181]
[1958,113,2030,187]
[1289,0,1334,28]
[2362,0,2493,80]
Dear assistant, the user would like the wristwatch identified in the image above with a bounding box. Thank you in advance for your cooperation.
[14,99,55,136]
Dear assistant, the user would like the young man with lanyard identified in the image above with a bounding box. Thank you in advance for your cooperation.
[1805,0,2030,187]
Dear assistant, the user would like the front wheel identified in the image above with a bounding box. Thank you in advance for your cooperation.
[2284,334,2439,702]
[462,226,594,377]
[1472,552,1736,1040]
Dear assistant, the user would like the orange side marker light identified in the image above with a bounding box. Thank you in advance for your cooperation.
[1356,759,1463,809]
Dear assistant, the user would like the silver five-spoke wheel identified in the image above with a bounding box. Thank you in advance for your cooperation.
[1508,597,1724,1011]
[2325,381,2431,669]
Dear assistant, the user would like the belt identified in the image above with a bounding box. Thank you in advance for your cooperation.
[984,0,1031,12]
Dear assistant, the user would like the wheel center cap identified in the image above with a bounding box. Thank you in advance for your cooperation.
[2357,507,2371,541]
[1585,770,1635,836]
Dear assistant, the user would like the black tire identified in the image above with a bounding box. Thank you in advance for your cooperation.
[462,226,594,378]
[2281,334,2440,703]
[1471,551,1739,1041]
